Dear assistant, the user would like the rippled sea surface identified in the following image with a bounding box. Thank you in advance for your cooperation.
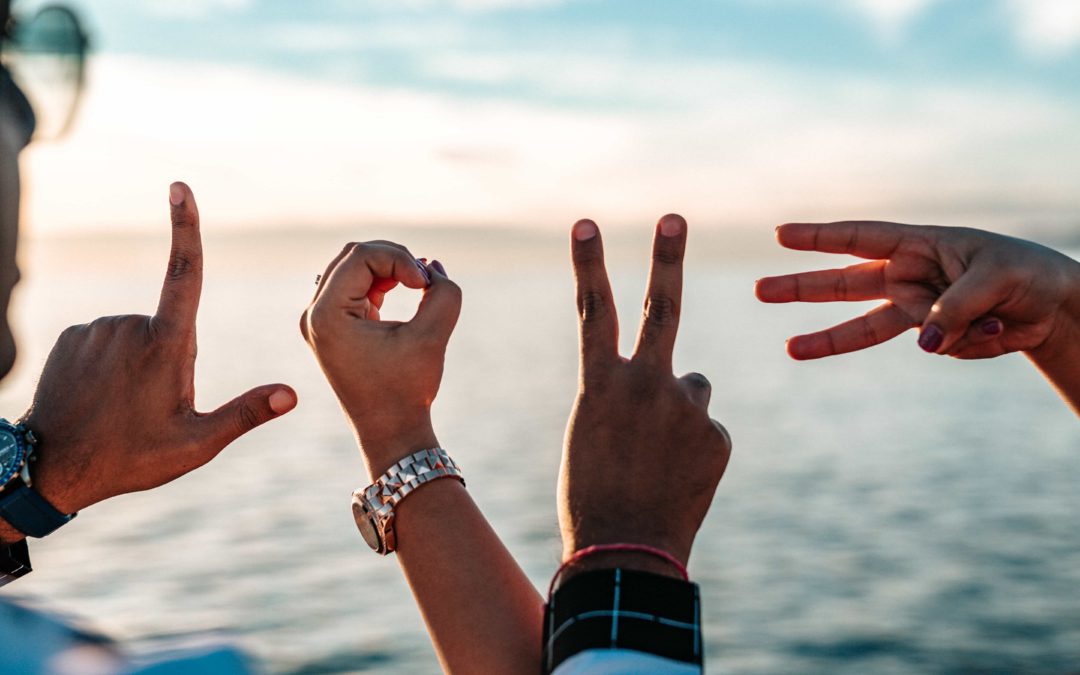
[3,228,1078,674]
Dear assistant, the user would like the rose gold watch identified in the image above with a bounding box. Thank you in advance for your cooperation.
[350,447,464,555]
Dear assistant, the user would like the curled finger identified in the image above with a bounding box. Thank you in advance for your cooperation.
[678,372,712,409]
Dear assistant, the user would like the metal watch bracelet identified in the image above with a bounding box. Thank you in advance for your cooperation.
[350,447,464,555]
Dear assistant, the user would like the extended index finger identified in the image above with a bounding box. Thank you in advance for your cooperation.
[155,182,203,332]
[776,221,916,259]
[571,219,618,369]
[633,214,686,369]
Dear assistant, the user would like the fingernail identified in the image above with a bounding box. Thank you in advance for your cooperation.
[573,220,598,241]
[431,260,447,277]
[981,318,1003,336]
[918,324,944,353]
[269,389,295,415]
[415,260,432,285]
[169,183,184,206]
[659,215,684,237]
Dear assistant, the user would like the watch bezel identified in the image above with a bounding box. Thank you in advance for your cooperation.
[351,491,384,553]
[0,423,29,488]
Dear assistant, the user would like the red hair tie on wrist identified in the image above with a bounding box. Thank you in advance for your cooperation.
[548,543,689,598]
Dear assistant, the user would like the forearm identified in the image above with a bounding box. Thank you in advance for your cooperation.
[394,479,544,674]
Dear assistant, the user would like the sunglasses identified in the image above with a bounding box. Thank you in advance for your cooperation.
[1,4,88,142]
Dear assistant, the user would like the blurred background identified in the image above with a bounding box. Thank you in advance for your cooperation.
[2,1,1079,673]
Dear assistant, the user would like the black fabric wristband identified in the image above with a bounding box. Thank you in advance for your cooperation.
[0,539,31,587]
[542,567,703,674]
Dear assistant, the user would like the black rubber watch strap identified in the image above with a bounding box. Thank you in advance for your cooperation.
[0,539,31,586]
[0,483,74,538]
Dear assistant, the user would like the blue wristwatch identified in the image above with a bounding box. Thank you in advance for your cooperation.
[0,418,76,538]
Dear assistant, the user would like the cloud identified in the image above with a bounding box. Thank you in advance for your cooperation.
[21,53,1080,236]
[843,0,936,40]
[357,0,571,11]
[1006,0,1080,56]
[140,0,255,19]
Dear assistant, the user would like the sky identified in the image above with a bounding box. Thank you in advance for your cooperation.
[10,0,1080,234]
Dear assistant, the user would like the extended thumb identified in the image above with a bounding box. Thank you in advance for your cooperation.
[204,384,297,446]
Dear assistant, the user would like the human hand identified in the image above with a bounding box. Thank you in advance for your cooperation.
[755,221,1080,361]
[18,183,298,517]
[558,215,732,576]
[301,243,461,478]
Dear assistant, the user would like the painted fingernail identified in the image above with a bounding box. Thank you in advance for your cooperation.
[431,260,447,277]
[659,214,684,237]
[574,220,598,241]
[269,389,296,415]
[415,260,432,285]
[169,183,184,206]
[981,318,1003,336]
[918,324,944,353]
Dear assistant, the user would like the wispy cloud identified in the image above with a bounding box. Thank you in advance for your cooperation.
[23,53,1080,235]
[141,0,255,19]
[844,0,936,40]
[357,0,572,10]
[1006,0,1080,57]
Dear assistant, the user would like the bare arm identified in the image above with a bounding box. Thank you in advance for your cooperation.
[302,248,541,674]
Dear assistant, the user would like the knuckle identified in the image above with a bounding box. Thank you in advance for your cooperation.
[443,278,463,299]
[833,273,849,301]
[308,304,334,339]
[167,249,200,280]
[858,319,880,349]
[683,372,712,390]
[712,419,733,453]
[58,323,88,341]
[644,295,677,327]
[235,401,263,433]
[578,291,609,323]
[652,243,682,266]
[573,247,604,268]
[299,310,311,340]
[931,296,961,322]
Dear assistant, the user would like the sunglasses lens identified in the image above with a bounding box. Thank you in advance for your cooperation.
[6,6,86,140]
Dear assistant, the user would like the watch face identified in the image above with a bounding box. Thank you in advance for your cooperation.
[351,497,382,551]
[0,430,24,485]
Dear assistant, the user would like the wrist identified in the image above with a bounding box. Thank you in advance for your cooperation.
[559,548,686,584]
[559,537,690,587]
[16,416,90,515]
[353,411,439,478]
[1028,311,1080,370]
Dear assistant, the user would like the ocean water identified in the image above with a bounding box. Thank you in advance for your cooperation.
[2,227,1078,674]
